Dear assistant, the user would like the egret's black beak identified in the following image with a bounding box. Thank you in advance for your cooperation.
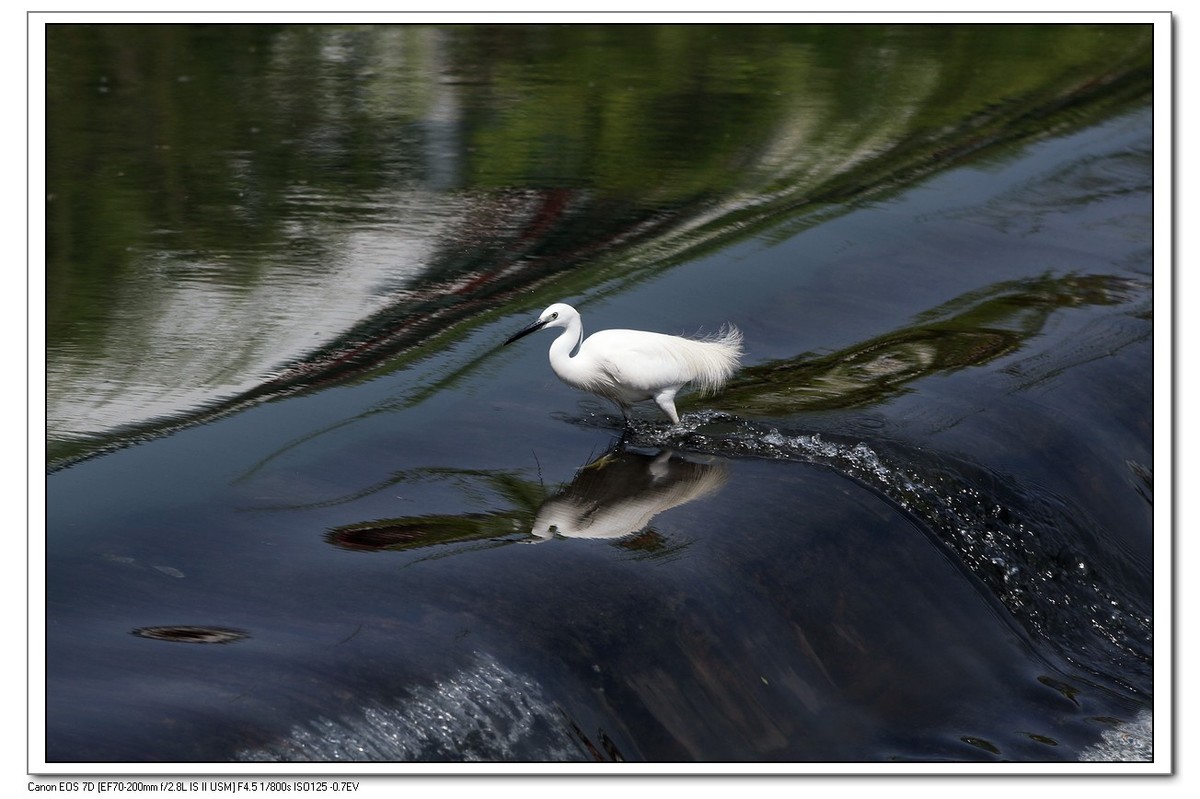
[504,317,550,346]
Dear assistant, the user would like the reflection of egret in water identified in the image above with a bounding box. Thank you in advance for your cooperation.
[530,449,728,542]
[325,446,727,554]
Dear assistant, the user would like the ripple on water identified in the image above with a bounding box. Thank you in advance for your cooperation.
[621,412,1152,702]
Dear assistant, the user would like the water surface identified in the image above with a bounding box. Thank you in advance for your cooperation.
[44,23,1155,765]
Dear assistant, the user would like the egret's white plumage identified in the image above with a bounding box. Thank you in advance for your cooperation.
[504,303,742,424]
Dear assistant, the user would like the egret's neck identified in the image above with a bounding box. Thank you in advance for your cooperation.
[548,317,587,386]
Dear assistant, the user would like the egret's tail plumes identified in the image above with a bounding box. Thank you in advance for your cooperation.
[681,324,743,396]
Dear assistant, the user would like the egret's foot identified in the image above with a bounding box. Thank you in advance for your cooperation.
[583,452,618,471]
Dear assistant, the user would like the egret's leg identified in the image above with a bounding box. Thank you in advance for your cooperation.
[654,388,681,425]
[608,401,634,437]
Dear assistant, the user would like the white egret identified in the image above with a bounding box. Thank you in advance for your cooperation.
[503,303,743,424]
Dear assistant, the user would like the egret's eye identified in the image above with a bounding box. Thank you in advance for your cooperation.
[549,312,558,320]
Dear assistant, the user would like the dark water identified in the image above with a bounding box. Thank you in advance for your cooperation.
[43,23,1156,764]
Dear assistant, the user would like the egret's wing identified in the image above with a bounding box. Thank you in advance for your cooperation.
[591,332,691,392]
[582,327,742,396]
[585,353,629,397]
